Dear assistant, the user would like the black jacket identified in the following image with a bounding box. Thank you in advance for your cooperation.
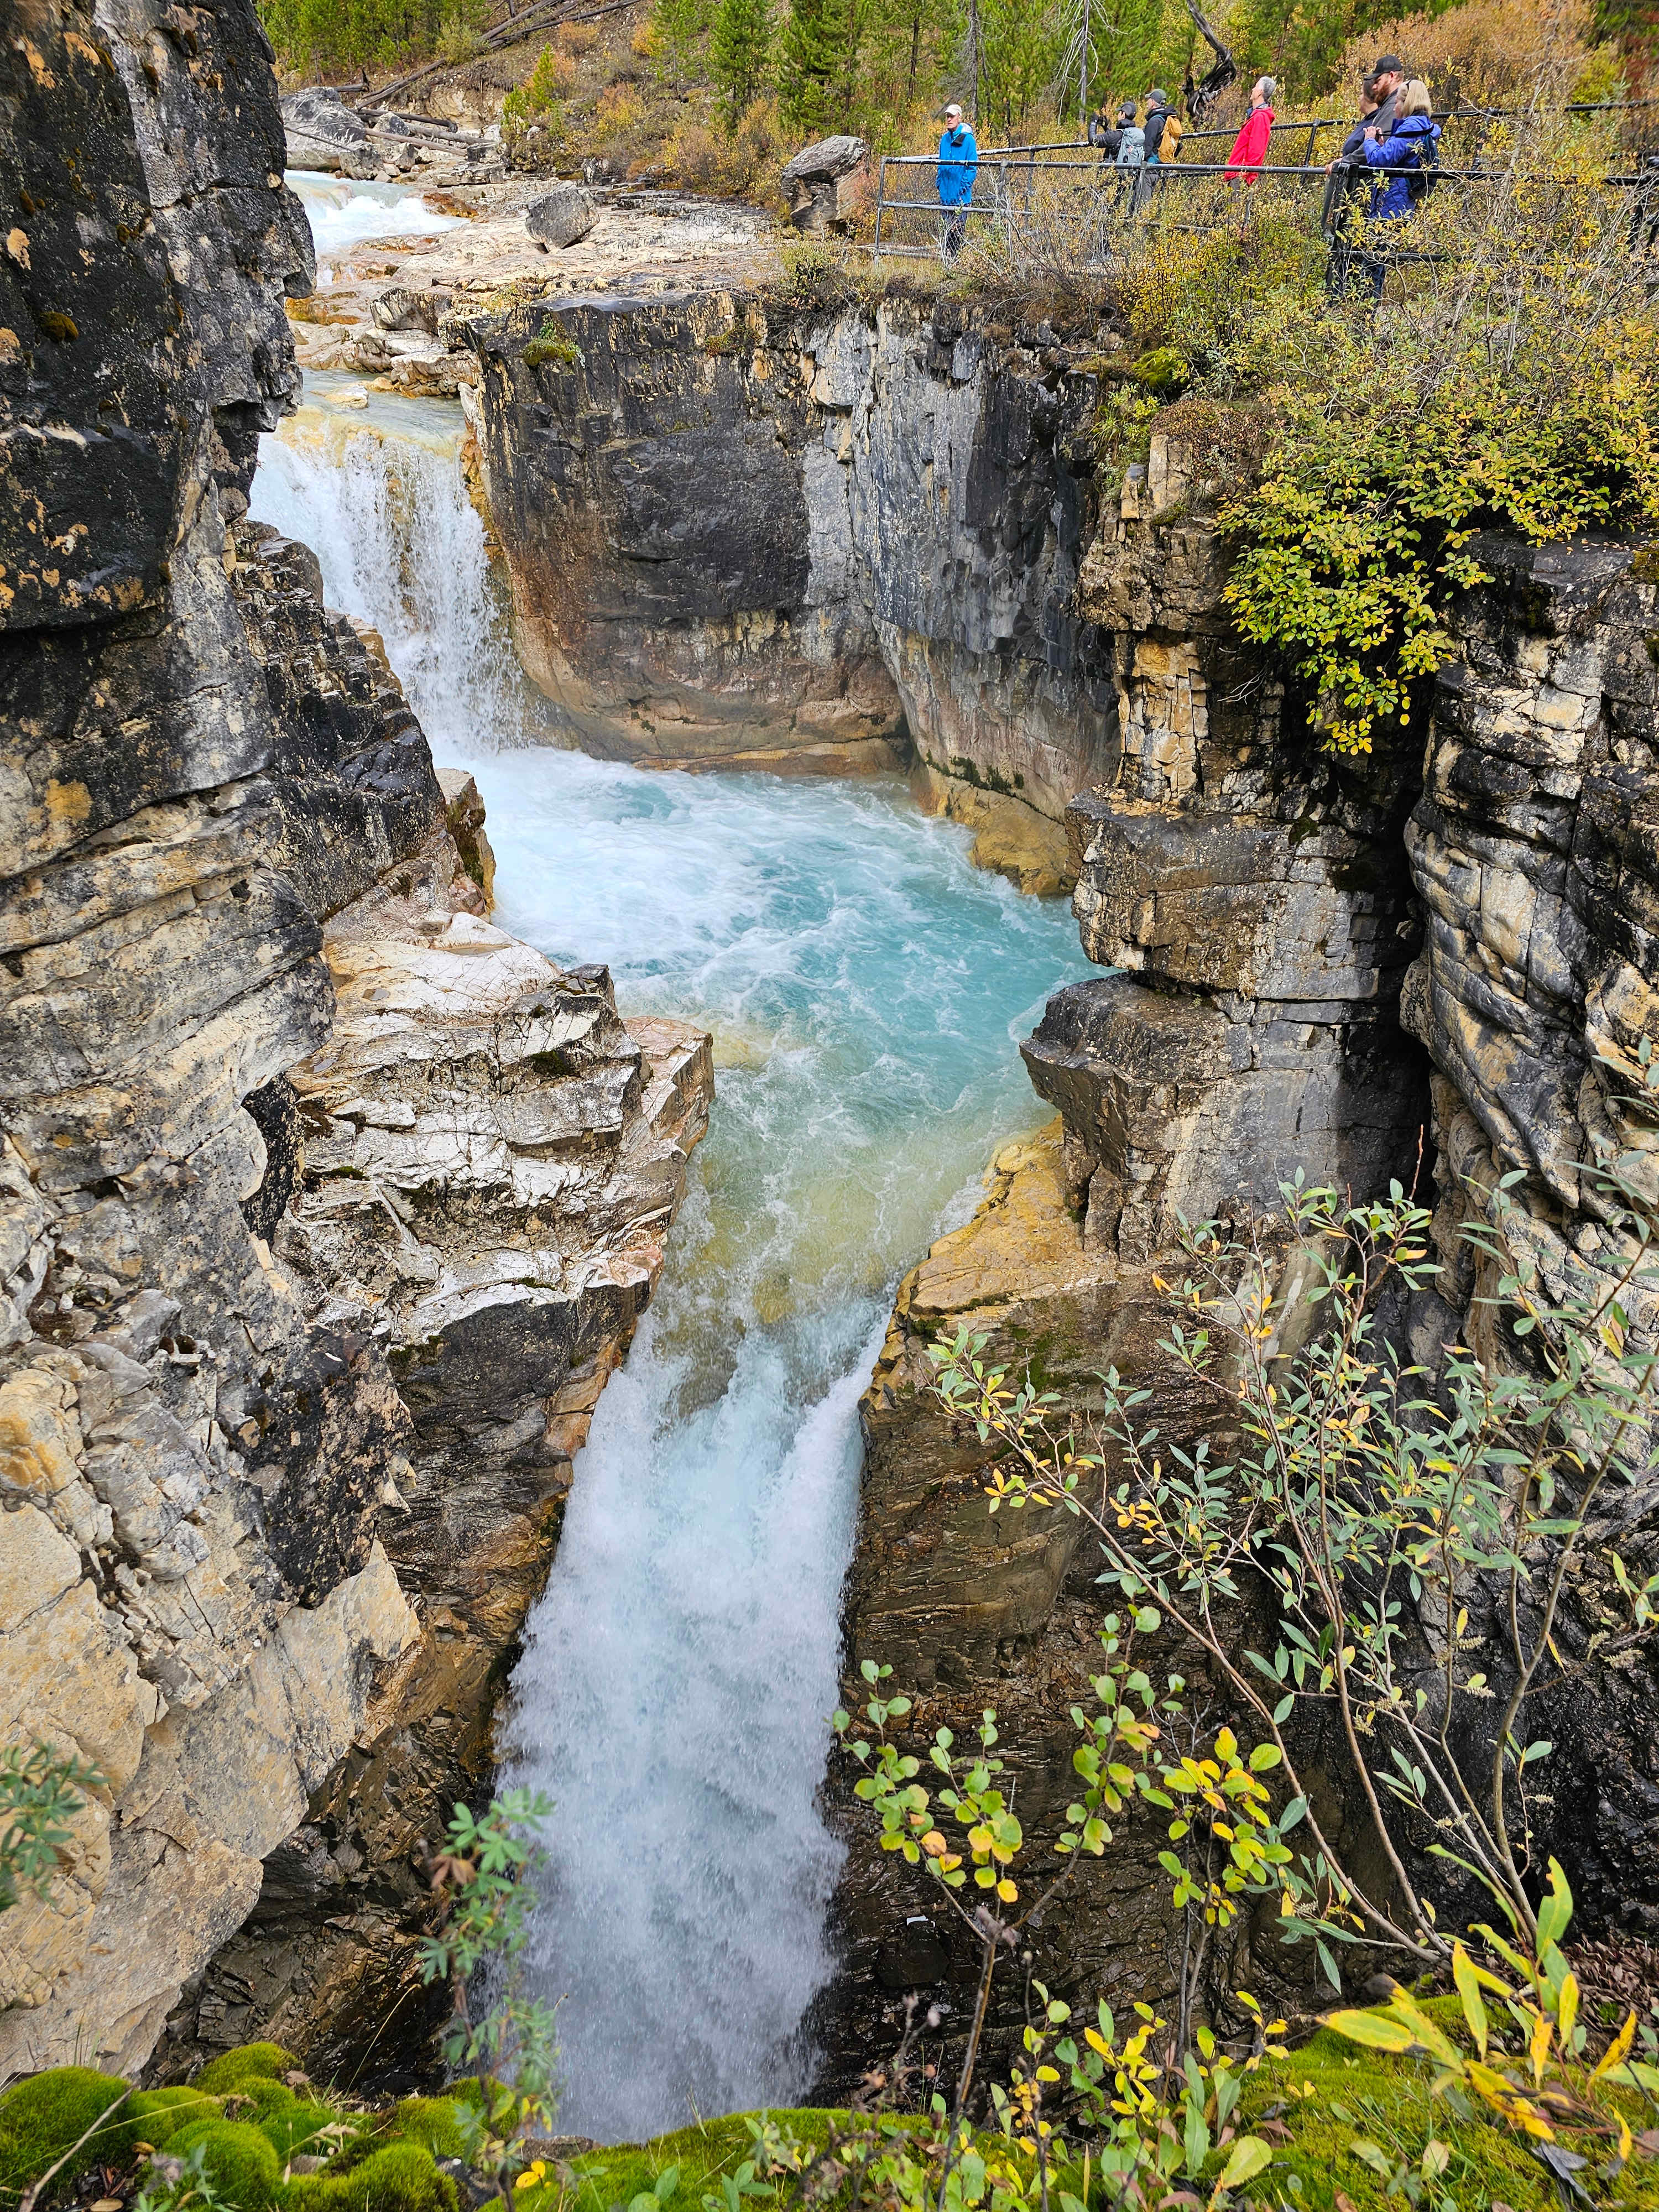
[1144,101,1174,157]
[1336,85,1400,168]
[1088,112,1123,159]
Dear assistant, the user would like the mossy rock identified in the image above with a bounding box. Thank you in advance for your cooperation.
[0,2068,138,2205]
[166,2119,282,2209]
[555,2112,854,2212]
[128,2087,225,2150]
[284,2141,457,2212]
[389,2100,465,2162]
[258,2100,344,2167]
[1241,2001,1659,2210]
[196,2045,300,2096]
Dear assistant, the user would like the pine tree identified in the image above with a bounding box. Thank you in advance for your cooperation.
[778,0,851,133]
[651,0,713,82]
[711,0,774,123]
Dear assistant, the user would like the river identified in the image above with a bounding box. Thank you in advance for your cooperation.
[251,315,1087,2140]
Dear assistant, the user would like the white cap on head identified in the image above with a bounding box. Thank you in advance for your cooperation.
[944,102,962,117]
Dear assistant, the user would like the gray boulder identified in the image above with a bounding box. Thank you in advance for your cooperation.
[281,86,370,173]
[371,284,446,334]
[780,134,867,234]
[525,183,597,248]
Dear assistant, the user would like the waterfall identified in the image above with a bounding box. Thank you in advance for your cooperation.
[250,381,533,754]
[249,361,1090,2145]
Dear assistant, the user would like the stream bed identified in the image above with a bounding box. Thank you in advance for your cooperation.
[251,353,1087,2139]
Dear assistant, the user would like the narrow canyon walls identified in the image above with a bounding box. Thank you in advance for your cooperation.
[466,292,1119,892]
[1,0,709,2084]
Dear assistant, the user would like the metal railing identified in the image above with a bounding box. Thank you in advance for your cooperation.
[869,128,1659,276]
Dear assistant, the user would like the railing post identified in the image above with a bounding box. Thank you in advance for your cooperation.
[1303,120,1318,166]
[874,154,886,262]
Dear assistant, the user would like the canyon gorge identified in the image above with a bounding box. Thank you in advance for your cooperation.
[4,0,1659,2154]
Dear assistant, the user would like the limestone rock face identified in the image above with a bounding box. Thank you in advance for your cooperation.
[826,438,1659,2088]
[1027,430,1428,1265]
[1397,538,1659,1929]
[282,88,371,175]
[464,294,1118,888]
[1,0,710,2088]
[780,137,868,234]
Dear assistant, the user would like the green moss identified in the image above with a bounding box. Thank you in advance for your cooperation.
[257,2099,344,2167]
[165,2119,282,2210]
[195,2044,300,2095]
[128,2087,225,2149]
[1241,2005,1659,2210]
[0,2069,136,2205]
[284,2141,457,2212]
[557,2112,852,2212]
[389,2101,465,2162]
[521,321,582,372]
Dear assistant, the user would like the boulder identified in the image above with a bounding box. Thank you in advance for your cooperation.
[780,134,868,233]
[280,87,370,175]
[525,184,597,248]
[370,285,445,334]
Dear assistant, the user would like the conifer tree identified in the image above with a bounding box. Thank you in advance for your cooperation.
[778,0,851,133]
[711,0,774,123]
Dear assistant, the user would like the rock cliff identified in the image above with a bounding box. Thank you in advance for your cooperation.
[465,291,1119,894]
[0,0,708,2087]
[820,432,1659,2089]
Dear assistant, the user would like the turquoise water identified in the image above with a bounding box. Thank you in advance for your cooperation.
[252,367,1087,2140]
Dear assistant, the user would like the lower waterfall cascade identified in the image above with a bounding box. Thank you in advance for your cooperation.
[250,368,1089,2140]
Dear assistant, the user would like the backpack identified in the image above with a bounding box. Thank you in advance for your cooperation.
[1116,126,1145,166]
[1405,124,1441,200]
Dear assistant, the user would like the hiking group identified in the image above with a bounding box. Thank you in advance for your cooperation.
[932,53,1439,278]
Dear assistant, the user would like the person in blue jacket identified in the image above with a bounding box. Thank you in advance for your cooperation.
[1361,79,1440,297]
[937,102,978,259]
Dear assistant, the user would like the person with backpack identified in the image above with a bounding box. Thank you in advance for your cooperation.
[1360,77,1440,296]
[1142,88,1181,164]
[1088,103,1123,160]
[1112,100,1146,212]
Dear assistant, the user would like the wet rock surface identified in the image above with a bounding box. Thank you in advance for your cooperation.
[1,0,709,2089]
[818,437,1659,2091]
[465,293,1119,889]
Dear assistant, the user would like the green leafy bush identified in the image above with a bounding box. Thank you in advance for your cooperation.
[159,2122,280,2211]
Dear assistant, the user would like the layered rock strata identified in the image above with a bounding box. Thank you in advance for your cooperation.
[465,293,1121,893]
[823,445,1659,2077]
[1399,536,1659,1928]
[0,0,708,2088]
[820,429,1431,2088]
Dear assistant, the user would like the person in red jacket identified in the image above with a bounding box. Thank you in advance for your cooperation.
[1224,77,1276,181]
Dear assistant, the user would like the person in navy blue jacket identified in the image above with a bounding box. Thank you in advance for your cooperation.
[937,103,978,258]
[1361,79,1441,295]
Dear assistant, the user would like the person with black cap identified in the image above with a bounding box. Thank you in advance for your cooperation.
[1142,87,1181,164]
[1088,102,1123,160]
[1331,55,1406,171]
[1323,54,1405,293]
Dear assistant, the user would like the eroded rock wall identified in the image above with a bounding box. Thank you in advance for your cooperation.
[817,427,1432,2089]
[466,293,1118,893]
[1,0,709,2085]
[1399,536,1659,1930]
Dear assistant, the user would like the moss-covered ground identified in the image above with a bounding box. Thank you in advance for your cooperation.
[6,2022,1659,2212]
